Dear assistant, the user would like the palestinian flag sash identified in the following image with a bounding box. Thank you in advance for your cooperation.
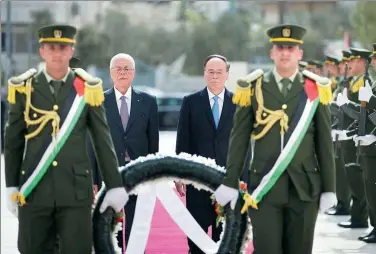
[246,78,321,209]
[14,77,87,205]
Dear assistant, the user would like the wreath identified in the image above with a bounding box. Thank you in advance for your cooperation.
[211,181,248,228]
[92,153,252,254]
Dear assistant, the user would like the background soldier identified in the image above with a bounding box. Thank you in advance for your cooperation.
[324,55,340,93]
[299,60,308,71]
[335,48,371,231]
[326,50,352,216]
[4,24,128,254]
[307,60,324,75]
[351,44,376,243]
[214,24,336,254]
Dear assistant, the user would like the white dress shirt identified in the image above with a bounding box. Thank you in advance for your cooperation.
[273,68,298,92]
[207,87,225,118]
[114,86,132,115]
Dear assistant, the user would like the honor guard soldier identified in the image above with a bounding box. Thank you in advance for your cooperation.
[326,50,352,216]
[214,24,336,254]
[352,44,376,243]
[332,50,351,100]
[324,55,340,93]
[307,60,324,75]
[4,24,129,254]
[335,48,371,231]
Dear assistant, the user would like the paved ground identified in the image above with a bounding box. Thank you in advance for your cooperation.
[1,131,375,253]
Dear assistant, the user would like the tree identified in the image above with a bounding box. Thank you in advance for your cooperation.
[75,25,110,68]
[184,20,221,75]
[352,2,376,47]
[215,12,251,62]
[102,9,131,56]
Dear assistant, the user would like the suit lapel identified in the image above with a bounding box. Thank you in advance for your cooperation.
[285,72,304,102]
[33,71,54,103]
[262,71,284,103]
[56,70,75,104]
[125,89,142,134]
[217,89,232,132]
[106,88,124,134]
[200,88,216,129]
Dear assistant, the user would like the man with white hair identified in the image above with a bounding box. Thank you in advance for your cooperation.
[91,53,159,251]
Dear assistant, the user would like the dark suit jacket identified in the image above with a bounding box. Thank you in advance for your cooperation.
[175,87,236,225]
[176,88,236,167]
[91,87,159,186]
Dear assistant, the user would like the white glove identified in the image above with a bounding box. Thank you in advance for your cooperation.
[319,192,337,213]
[6,187,19,217]
[353,135,376,147]
[336,89,350,106]
[358,81,373,102]
[331,130,352,141]
[99,187,129,213]
[214,184,238,210]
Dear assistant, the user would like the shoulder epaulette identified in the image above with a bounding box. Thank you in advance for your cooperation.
[74,68,104,107]
[7,68,37,104]
[233,69,264,107]
[302,70,332,105]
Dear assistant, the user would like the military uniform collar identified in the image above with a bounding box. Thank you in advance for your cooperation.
[263,69,304,83]
[272,68,298,83]
[43,67,71,83]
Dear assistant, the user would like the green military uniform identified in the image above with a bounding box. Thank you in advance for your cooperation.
[337,48,371,229]
[4,25,123,254]
[223,25,335,254]
[326,52,352,216]
[52,55,82,254]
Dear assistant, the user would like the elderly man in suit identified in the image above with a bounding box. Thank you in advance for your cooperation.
[175,55,236,254]
[91,53,159,252]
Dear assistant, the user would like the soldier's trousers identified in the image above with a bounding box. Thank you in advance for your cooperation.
[360,147,376,228]
[18,205,92,254]
[343,140,368,224]
[249,175,318,254]
[334,142,351,211]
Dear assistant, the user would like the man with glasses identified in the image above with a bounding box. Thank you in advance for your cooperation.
[91,53,159,252]
[175,55,236,254]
